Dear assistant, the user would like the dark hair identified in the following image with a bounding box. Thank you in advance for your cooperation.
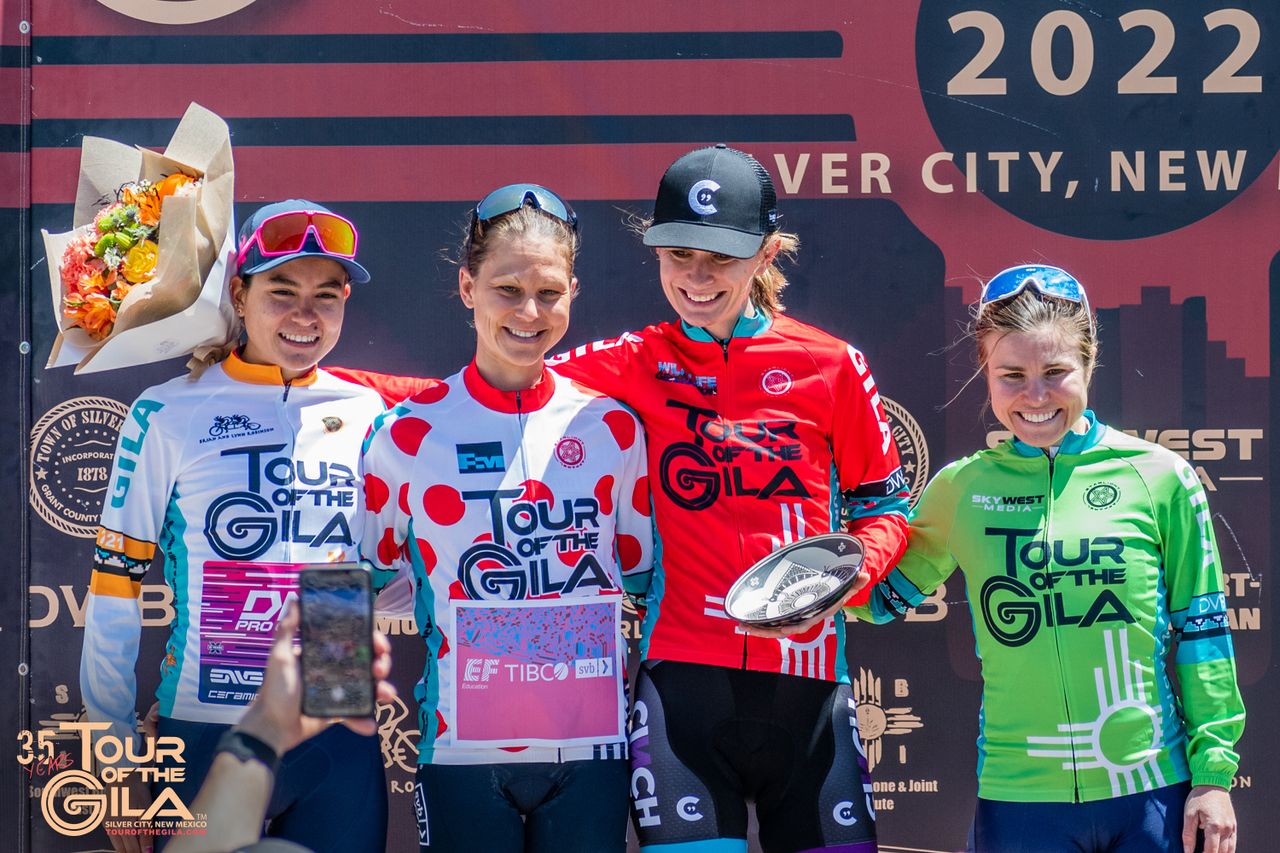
[457,205,579,274]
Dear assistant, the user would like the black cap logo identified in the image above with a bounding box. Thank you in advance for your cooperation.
[688,180,720,215]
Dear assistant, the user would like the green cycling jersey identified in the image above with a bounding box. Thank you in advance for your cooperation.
[851,411,1244,803]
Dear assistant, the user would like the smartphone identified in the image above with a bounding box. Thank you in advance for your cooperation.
[298,565,375,718]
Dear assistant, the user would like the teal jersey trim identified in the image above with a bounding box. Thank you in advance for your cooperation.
[1173,592,1235,664]
[1010,409,1103,457]
[409,518,445,765]
[156,487,188,717]
[640,838,748,853]
[678,301,772,342]
[640,527,666,662]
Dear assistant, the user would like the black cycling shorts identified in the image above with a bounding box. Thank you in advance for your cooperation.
[629,660,876,853]
[153,716,387,853]
[413,758,629,853]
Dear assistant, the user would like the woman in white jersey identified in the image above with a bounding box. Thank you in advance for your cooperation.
[360,184,653,853]
[80,200,388,853]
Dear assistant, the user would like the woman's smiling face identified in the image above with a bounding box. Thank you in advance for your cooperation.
[984,326,1090,447]
[459,233,576,390]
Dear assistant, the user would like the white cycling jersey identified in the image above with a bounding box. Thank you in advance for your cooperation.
[80,352,384,750]
[361,361,653,765]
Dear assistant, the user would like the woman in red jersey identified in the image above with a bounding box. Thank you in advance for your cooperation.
[548,145,909,853]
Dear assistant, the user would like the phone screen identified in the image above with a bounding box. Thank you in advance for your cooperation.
[298,565,374,717]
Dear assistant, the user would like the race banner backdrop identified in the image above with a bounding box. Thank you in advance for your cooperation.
[3,1,1275,850]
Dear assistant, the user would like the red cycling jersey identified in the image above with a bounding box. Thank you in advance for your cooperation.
[547,311,909,682]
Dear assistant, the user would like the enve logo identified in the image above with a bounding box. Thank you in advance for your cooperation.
[95,0,260,25]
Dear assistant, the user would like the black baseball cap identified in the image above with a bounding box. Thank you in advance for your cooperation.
[643,144,779,259]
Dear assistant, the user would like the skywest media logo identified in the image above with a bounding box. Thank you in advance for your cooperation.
[20,722,205,838]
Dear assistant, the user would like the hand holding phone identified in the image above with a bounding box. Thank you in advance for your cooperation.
[298,565,375,718]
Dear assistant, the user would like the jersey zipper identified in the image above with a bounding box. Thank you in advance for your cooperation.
[1043,452,1081,801]
[516,386,562,763]
[715,335,751,670]
[515,390,529,483]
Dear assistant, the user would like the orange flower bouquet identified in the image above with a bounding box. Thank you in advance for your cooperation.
[60,173,196,340]
[42,103,238,374]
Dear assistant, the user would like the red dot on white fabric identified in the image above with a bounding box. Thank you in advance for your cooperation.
[411,382,450,405]
[390,417,432,455]
[617,534,642,571]
[398,482,411,515]
[364,474,389,514]
[594,475,615,515]
[423,484,465,526]
[376,527,399,567]
[632,476,651,516]
[603,410,636,450]
[518,479,554,505]
[414,538,436,574]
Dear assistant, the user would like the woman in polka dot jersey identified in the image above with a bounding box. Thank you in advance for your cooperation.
[359,184,653,853]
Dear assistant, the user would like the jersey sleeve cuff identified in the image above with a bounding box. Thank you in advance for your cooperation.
[1191,770,1236,790]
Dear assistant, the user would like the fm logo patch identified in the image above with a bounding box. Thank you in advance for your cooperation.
[456,441,505,474]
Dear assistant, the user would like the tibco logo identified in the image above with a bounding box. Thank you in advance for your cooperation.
[462,659,570,682]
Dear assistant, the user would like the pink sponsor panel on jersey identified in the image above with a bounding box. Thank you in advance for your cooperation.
[451,597,623,747]
[197,561,304,704]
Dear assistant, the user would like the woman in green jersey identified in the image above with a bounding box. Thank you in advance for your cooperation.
[853,265,1244,853]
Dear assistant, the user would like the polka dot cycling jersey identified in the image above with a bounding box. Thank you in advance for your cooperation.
[360,361,653,765]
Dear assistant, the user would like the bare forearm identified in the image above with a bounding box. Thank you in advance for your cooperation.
[166,753,272,853]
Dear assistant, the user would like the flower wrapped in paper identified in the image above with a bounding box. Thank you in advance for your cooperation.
[42,102,237,374]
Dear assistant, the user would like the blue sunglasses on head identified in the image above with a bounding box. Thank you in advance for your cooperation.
[980,264,1094,334]
[472,183,578,232]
